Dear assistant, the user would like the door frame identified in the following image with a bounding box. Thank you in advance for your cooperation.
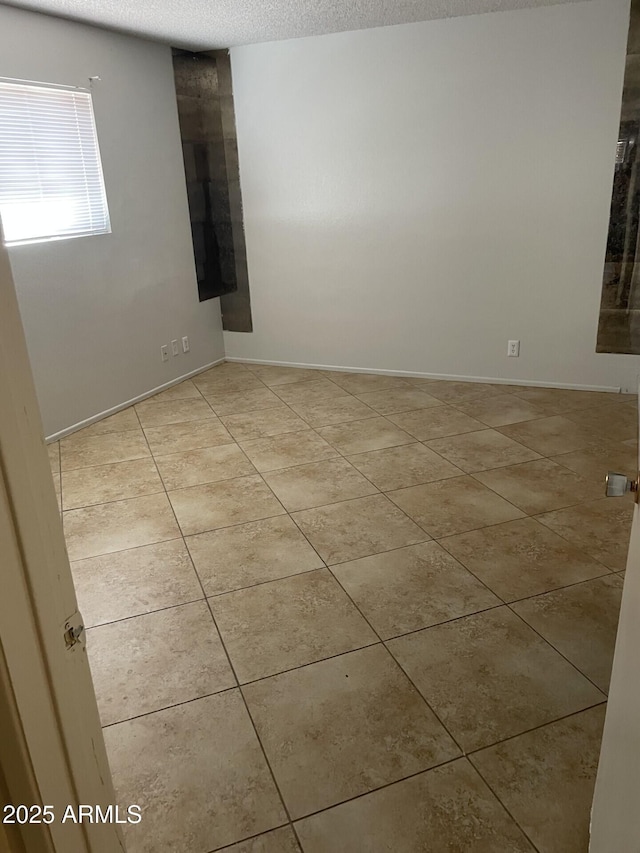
[589,397,640,851]
[0,236,124,853]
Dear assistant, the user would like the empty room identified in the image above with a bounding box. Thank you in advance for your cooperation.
[1,0,639,851]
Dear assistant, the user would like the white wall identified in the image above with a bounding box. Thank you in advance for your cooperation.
[226,0,640,392]
[0,6,225,438]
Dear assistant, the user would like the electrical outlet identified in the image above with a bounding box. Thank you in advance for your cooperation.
[507,340,520,357]
[161,345,169,362]
[171,339,179,357]
[182,336,190,353]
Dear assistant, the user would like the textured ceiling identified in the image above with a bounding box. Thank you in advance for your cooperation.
[3,0,582,49]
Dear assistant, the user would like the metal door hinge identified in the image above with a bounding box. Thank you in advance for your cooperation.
[64,612,85,649]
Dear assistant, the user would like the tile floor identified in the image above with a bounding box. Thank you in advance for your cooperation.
[48,362,637,852]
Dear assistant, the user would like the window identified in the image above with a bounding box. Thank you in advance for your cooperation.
[0,78,110,246]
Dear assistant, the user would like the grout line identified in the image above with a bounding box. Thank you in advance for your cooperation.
[132,395,301,841]
[371,507,616,699]
[84,594,206,631]
[505,604,609,697]
[61,444,150,473]
[269,753,466,827]
[223,421,474,766]
[89,564,617,664]
[69,534,183,564]
[466,700,608,759]
[496,568,616,606]
[100,683,240,729]
[205,823,295,853]
[466,699,609,853]
[465,762,544,853]
[326,564,469,757]
[204,592,298,841]
[69,367,632,850]
[148,374,302,837]
[62,484,166,514]
[198,562,325,600]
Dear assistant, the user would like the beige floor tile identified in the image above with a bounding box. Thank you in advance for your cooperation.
[221,408,310,441]
[488,383,533,393]
[142,380,202,404]
[453,394,544,427]
[471,706,606,853]
[613,391,637,403]
[289,395,376,427]
[61,430,149,471]
[154,444,256,490]
[388,406,485,440]
[193,370,264,395]
[168,474,285,536]
[347,443,462,491]
[187,516,323,596]
[71,539,202,627]
[264,458,378,512]
[332,542,500,639]
[223,827,300,853]
[210,569,377,682]
[47,441,60,474]
[199,361,250,379]
[144,419,234,455]
[62,458,163,509]
[272,378,348,405]
[474,458,603,514]
[245,365,321,386]
[191,361,263,391]
[513,387,632,414]
[508,388,582,413]
[401,376,442,388]
[538,498,633,570]
[104,691,286,853]
[292,494,427,565]
[426,429,540,473]
[512,575,624,692]
[354,387,444,415]
[71,407,140,438]
[317,416,414,454]
[203,386,286,416]
[329,373,411,394]
[387,475,525,538]
[441,517,607,601]
[387,607,604,751]
[551,438,637,487]
[135,397,215,428]
[422,381,503,404]
[240,431,339,473]
[566,401,638,443]
[244,645,459,819]
[564,389,636,408]
[64,493,180,561]
[295,759,534,853]
[88,601,235,725]
[499,415,597,456]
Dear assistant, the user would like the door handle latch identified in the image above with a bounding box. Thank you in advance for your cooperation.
[606,472,639,500]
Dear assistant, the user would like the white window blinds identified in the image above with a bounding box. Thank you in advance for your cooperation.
[0,79,110,246]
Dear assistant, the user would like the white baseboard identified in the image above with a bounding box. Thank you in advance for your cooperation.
[46,358,226,443]
[47,354,625,443]
[226,356,622,394]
